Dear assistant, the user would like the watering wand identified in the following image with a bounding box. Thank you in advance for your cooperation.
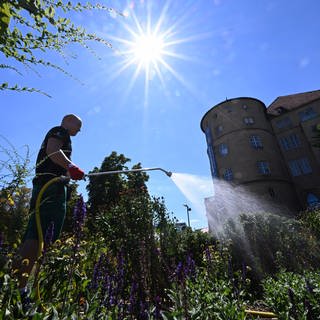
[85,167,172,178]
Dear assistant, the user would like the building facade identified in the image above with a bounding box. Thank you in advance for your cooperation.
[201,90,320,229]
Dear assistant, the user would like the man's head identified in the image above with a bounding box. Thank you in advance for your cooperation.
[61,114,82,136]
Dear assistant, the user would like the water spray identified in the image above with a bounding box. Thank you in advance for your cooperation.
[85,167,172,178]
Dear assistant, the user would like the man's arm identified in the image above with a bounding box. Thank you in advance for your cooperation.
[46,137,84,180]
[46,137,72,170]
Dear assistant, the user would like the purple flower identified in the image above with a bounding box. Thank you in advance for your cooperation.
[184,254,195,278]
[72,195,87,252]
[90,253,106,290]
[139,300,149,320]
[115,250,125,298]
[0,232,4,250]
[175,261,184,283]
[106,274,115,307]
[205,246,211,263]
[128,281,138,314]
[73,195,87,235]
[154,296,161,319]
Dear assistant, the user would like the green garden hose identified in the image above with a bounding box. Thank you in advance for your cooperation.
[34,176,68,309]
[245,309,277,318]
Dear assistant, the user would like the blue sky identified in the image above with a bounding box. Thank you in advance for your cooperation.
[1,0,320,229]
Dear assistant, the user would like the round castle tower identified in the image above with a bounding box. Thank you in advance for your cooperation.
[200,97,299,214]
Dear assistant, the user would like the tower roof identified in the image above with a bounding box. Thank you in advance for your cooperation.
[267,89,320,115]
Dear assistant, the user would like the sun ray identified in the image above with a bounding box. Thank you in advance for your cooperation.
[161,50,194,61]
[154,1,169,34]
[131,11,144,35]
[119,60,144,105]
[153,60,176,105]
[106,58,134,83]
[144,64,150,108]
[158,57,195,94]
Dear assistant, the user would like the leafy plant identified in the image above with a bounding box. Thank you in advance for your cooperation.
[0,0,121,95]
[263,271,320,320]
[223,212,320,294]
[0,138,32,247]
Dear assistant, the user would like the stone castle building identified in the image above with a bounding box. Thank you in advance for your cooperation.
[200,90,320,230]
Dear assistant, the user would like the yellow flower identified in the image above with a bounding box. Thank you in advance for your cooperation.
[7,195,14,206]
[22,259,29,266]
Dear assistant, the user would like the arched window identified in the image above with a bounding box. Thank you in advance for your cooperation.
[307,193,320,209]
[218,143,228,156]
[250,135,263,149]
[223,168,233,181]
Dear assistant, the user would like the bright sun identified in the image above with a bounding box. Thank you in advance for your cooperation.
[132,33,164,66]
[108,3,192,106]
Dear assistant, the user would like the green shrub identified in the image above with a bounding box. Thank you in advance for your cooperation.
[263,270,320,320]
[224,212,320,294]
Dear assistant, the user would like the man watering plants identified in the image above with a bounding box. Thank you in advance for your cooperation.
[13,114,85,302]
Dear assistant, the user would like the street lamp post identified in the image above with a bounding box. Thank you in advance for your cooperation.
[183,204,191,228]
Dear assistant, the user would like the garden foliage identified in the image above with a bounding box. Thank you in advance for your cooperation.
[0,149,320,319]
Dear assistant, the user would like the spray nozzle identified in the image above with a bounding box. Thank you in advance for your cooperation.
[159,168,172,177]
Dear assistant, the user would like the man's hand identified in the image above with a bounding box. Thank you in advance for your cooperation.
[68,164,85,180]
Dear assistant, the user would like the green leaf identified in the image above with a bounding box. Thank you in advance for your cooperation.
[0,2,11,37]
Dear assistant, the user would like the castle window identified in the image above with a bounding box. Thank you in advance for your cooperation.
[243,117,255,125]
[288,159,300,176]
[299,157,312,174]
[275,117,292,129]
[242,104,248,110]
[279,133,301,150]
[218,143,228,156]
[207,145,218,178]
[205,126,212,145]
[223,168,233,181]
[215,125,223,135]
[307,193,320,209]
[257,161,271,175]
[250,135,263,149]
[298,107,317,122]
[288,157,312,176]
